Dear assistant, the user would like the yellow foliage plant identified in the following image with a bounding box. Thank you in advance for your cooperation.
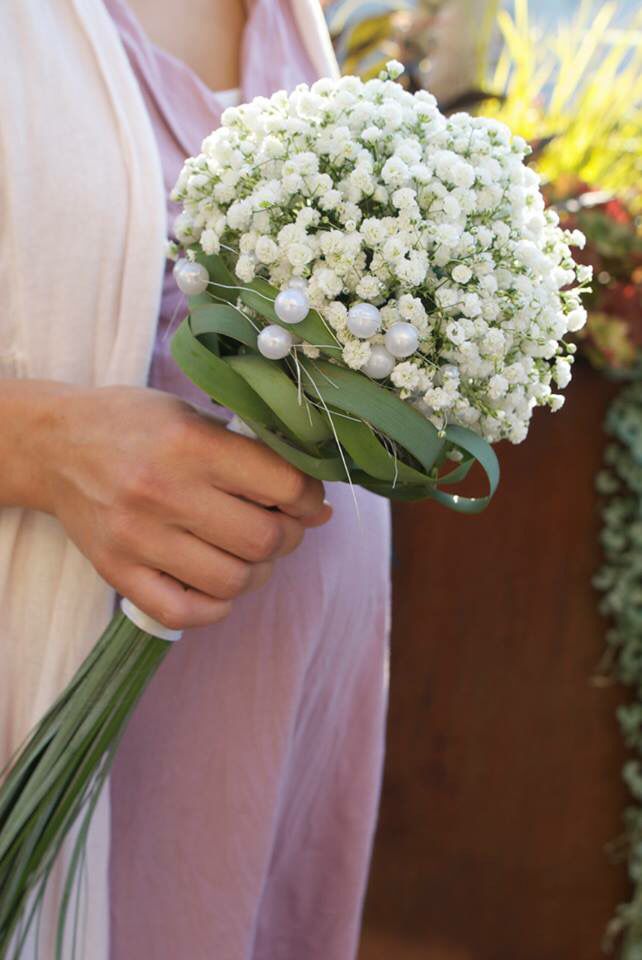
[481,0,642,211]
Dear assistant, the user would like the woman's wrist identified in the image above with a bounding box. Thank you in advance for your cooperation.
[0,379,80,514]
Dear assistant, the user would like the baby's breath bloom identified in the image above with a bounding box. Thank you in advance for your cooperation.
[343,340,371,370]
[172,61,587,445]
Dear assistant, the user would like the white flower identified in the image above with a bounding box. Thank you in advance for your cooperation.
[450,161,476,189]
[452,264,472,284]
[381,156,409,187]
[398,294,427,326]
[356,275,382,300]
[488,374,508,399]
[320,230,346,257]
[382,236,408,261]
[227,200,253,231]
[397,253,427,287]
[554,358,572,388]
[461,293,482,318]
[325,300,348,331]
[424,386,454,411]
[255,236,279,264]
[392,188,417,211]
[361,126,382,144]
[391,361,424,392]
[174,211,196,244]
[566,307,587,332]
[360,218,387,247]
[479,274,498,295]
[235,254,256,282]
[200,228,220,255]
[263,136,285,159]
[569,229,586,249]
[319,189,342,212]
[380,302,400,326]
[342,340,371,370]
[288,152,319,176]
[576,264,593,284]
[384,59,404,80]
[165,240,180,261]
[239,232,257,254]
[481,328,506,356]
[446,321,467,345]
[316,268,343,299]
[286,243,314,268]
[380,101,403,131]
[296,207,321,229]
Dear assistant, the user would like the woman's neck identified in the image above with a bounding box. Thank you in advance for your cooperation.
[124,0,247,92]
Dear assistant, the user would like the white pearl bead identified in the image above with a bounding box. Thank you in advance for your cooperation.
[347,302,381,339]
[172,258,188,279]
[174,260,210,296]
[257,324,294,360]
[361,345,396,380]
[274,287,309,325]
[385,321,419,358]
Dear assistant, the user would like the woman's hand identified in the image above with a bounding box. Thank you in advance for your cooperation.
[1,381,331,630]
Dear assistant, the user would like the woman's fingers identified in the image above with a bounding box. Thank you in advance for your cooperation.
[146,528,275,602]
[119,566,232,632]
[114,538,274,633]
[180,485,308,561]
[298,499,333,528]
[186,422,327,521]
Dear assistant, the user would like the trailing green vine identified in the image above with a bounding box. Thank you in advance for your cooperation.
[595,381,642,958]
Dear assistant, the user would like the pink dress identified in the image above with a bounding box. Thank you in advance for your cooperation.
[105,3,391,959]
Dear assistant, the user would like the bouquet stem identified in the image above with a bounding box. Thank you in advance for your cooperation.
[0,612,171,959]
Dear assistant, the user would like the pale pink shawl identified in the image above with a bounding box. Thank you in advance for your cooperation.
[105,0,321,405]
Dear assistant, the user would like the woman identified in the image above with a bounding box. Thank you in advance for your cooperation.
[0,1,390,958]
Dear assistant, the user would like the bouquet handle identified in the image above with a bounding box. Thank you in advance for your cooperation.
[120,598,183,642]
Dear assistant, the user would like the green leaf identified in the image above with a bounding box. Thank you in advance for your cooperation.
[171,317,276,426]
[189,302,258,350]
[247,421,349,481]
[227,354,332,448]
[298,358,445,474]
[331,415,434,486]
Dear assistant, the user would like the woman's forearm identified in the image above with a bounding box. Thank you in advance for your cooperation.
[0,379,76,513]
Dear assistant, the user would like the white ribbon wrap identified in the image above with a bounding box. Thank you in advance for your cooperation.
[120,598,183,642]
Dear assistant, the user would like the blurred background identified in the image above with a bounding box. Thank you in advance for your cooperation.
[317,1,642,958]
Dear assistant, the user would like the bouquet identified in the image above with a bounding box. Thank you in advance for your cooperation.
[0,62,589,956]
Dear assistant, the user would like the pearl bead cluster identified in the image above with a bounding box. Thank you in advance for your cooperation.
[344,301,419,361]
[259,283,421,374]
[256,280,312,360]
[174,263,419,377]
[345,302,419,379]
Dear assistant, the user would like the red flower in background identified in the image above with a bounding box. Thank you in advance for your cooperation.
[603,198,634,226]
[546,180,642,372]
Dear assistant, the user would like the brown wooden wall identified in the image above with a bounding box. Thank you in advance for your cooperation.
[360,364,632,960]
